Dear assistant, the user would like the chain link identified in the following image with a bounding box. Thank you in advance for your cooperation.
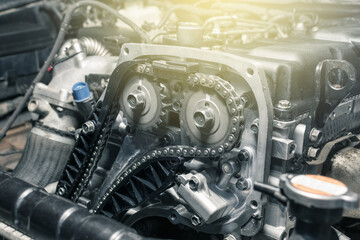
[71,104,120,201]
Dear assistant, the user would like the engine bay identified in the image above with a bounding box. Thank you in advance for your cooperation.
[0,1,360,239]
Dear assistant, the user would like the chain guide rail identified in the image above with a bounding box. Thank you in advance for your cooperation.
[56,101,119,200]
[57,60,244,207]
[92,144,234,216]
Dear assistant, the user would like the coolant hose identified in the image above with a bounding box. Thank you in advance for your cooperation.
[12,127,75,187]
[0,171,150,240]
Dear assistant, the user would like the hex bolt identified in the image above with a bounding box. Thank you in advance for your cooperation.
[127,90,145,111]
[193,106,215,131]
[82,121,96,135]
[307,147,320,159]
[191,215,201,226]
[189,177,199,191]
[238,149,251,162]
[236,177,250,191]
[278,100,291,109]
[309,128,323,142]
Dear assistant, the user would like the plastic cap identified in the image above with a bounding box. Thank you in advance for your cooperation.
[280,174,359,209]
[72,82,90,102]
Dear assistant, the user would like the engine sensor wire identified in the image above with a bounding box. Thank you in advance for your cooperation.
[0,0,151,141]
[253,181,288,204]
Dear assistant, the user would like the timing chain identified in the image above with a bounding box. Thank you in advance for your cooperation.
[58,62,244,209]
[92,63,245,213]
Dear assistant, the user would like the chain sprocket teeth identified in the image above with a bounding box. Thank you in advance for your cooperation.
[119,75,165,132]
[180,73,243,150]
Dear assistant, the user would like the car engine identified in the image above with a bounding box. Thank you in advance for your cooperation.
[1,0,360,239]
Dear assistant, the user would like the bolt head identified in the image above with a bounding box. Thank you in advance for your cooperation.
[251,123,259,133]
[82,121,96,134]
[278,100,291,109]
[189,177,199,191]
[307,147,320,159]
[309,128,322,142]
[191,215,201,226]
[238,149,250,161]
[236,177,249,190]
[193,106,215,131]
[127,89,145,111]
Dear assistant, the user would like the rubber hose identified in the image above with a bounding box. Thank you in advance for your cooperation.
[12,128,74,187]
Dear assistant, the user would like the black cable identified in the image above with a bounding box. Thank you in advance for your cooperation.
[253,181,287,204]
[0,0,151,141]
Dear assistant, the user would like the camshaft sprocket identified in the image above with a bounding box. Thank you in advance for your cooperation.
[119,74,164,131]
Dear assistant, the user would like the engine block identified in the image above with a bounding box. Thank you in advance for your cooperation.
[3,1,360,240]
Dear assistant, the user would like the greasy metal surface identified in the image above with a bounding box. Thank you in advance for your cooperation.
[327,146,360,218]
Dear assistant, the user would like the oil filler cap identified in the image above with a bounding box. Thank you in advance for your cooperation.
[279,174,358,209]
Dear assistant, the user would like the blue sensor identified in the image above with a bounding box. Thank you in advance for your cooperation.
[72,82,90,102]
